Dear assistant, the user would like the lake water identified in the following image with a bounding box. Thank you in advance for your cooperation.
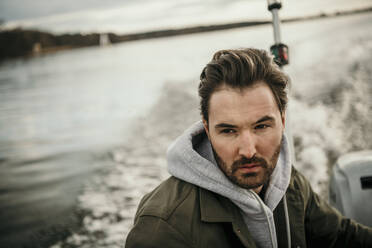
[1,12,372,247]
[0,40,186,246]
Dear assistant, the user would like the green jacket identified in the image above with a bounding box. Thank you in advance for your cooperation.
[125,168,372,248]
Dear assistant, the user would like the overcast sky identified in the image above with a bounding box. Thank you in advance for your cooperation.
[1,0,371,33]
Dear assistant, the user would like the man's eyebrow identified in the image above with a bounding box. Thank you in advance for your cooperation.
[214,123,237,129]
[214,116,275,129]
[255,115,275,124]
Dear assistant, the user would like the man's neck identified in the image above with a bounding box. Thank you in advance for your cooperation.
[252,185,263,194]
[257,183,268,201]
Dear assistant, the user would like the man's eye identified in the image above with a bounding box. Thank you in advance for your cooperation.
[255,124,269,130]
[221,129,235,134]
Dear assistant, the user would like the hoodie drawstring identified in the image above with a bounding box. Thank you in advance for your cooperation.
[251,190,277,248]
[283,194,291,248]
[251,191,292,248]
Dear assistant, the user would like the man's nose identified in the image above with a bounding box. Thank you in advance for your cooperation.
[238,131,257,159]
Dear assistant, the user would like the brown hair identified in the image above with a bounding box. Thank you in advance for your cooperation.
[198,48,289,122]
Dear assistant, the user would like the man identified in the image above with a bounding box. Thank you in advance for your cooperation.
[125,48,372,247]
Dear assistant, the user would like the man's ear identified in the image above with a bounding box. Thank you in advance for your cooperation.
[202,118,210,139]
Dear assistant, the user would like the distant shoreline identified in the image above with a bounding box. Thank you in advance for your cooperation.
[1,6,372,60]
[110,6,372,42]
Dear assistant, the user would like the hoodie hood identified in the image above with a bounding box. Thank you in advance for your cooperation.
[167,120,292,248]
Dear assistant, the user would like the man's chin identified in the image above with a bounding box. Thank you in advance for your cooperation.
[231,174,265,190]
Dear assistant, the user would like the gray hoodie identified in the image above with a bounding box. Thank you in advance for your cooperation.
[167,121,292,248]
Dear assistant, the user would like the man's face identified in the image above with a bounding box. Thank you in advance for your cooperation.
[203,82,285,193]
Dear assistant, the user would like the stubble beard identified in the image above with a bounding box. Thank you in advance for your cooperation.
[211,139,282,190]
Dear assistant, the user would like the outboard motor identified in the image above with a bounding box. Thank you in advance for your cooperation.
[329,150,372,227]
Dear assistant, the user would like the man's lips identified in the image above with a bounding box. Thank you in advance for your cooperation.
[240,163,261,168]
[236,163,262,173]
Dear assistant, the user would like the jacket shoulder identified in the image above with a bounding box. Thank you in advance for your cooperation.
[289,167,309,189]
[126,177,200,248]
[288,167,312,202]
[287,166,372,247]
[135,176,197,220]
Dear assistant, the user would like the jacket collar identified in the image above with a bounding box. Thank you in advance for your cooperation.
[199,186,257,247]
[199,186,235,223]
